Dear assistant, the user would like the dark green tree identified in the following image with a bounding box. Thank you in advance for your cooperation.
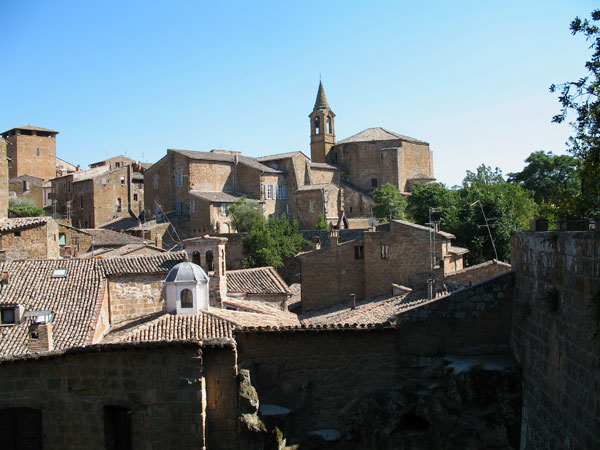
[406,182,459,228]
[550,9,600,218]
[372,183,406,221]
[242,215,309,269]
[226,197,263,232]
[507,150,580,218]
[315,214,329,230]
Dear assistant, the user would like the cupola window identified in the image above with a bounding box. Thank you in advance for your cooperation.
[180,289,193,308]
[314,116,320,134]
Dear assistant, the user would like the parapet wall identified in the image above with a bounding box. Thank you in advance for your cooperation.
[444,259,512,286]
[511,231,600,449]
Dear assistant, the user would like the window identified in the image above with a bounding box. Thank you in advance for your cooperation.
[175,173,184,187]
[67,180,71,192]
[192,251,201,265]
[266,184,274,200]
[327,116,332,134]
[115,162,121,168]
[380,152,384,163]
[205,251,214,272]
[116,198,122,212]
[381,245,390,259]
[349,206,353,213]
[22,180,29,192]
[0,407,43,449]
[220,203,227,216]
[175,202,182,216]
[189,199,195,213]
[36,147,40,156]
[309,201,315,213]
[278,185,288,199]
[58,233,66,246]
[104,406,132,450]
[180,289,193,308]
[153,176,158,190]
[13,231,21,237]
[371,178,378,188]
[80,195,83,209]
[286,204,290,215]
[354,245,364,260]
[51,268,68,278]
[314,116,320,134]
[1,308,15,324]
[120,176,125,185]
[133,193,138,201]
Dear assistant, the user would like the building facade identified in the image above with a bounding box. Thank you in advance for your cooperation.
[1,125,58,181]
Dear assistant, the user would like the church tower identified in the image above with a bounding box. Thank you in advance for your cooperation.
[309,82,335,163]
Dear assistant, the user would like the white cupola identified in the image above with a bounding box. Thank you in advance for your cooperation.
[164,262,210,314]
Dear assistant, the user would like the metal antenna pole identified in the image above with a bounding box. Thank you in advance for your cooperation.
[471,200,498,261]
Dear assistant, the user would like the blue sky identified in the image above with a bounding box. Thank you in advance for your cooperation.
[1,0,596,186]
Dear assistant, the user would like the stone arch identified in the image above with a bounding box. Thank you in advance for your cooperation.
[192,251,200,265]
[205,251,214,272]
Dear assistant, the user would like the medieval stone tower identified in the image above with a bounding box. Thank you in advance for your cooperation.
[1,125,58,181]
[309,82,336,163]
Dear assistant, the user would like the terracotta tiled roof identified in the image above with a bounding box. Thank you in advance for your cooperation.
[337,127,428,145]
[169,149,283,174]
[2,125,59,134]
[227,267,291,295]
[208,308,301,328]
[296,183,336,191]
[300,290,432,327]
[287,283,302,311]
[0,217,50,232]
[222,298,289,314]
[80,229,146,246]
[310,162,339,170]
[449,246,469,256]
[100,251,187,276]
[103,312,235,343]
[79,243,166,259]
[257,151,309,161]
[0,259,105,357]
[9,175,44,186]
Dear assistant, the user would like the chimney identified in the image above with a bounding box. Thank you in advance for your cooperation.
[329,229,339,247]
[350,293,356,310]
[28,322,54,352]
[312,236,321,251]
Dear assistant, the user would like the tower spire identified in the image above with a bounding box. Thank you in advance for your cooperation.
[309,81,336,163]
[314,81,330,110]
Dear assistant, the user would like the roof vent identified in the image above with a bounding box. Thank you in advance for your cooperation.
[24,310,55,324]
[51,268,68,278]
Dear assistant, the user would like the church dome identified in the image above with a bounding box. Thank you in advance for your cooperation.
[165,262,209,283]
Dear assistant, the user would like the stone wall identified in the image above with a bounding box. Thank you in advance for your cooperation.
[0,140,7,218]
[8,177,43,208]
[107,275,166,324]
[6,132,56,181]
[511,231,600,450]
[144,155,173,215]
[445,259,512,286]
[0,342,239,450]
[0,221,59,261]
[236,272,519,447]
[190,159,234,193]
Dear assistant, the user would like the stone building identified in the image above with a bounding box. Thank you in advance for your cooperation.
[0,217,59,261]
[48,163,144,228]
[1,125,58,181]
[57,224,151,256]
[8,174,44,208]
[89,154,137,170]
[0,139,8,219]
[296,220,471,312]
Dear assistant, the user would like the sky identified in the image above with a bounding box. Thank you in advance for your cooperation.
[1,0,597,187]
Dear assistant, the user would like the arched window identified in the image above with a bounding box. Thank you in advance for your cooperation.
[314,116,320,134]
[327,116,332,134]
[180,289,193,308]
[192,251,200,265]
[205,251,214,272]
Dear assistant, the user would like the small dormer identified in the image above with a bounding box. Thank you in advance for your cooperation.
[164,262,210,315]
[0,304,24,326]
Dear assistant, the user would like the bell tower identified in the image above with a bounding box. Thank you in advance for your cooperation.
[309,82,336,163]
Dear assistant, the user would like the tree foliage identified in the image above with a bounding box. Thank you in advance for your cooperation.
[507,150,580,218]
[373,183,406,221]
[407,166,536,264]
[226,197,263,232]
[315,214,329,230]
[8,197,44,217]
[242,215,309,269]
[550,9,600,218]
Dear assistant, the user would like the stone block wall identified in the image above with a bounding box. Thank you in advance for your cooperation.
[0,221,59,261]
[511,231,600,450]
[190,159,234,193]
[8,177,43,208]
[236,272,516,435]
[445,259,512,286]
[6,132,56,181]
[0,343,221,450]
[0,140,7,218]
[107,275,167,324]
[144,155,173,216]
[91,167,134,228]
[397,142,434,191]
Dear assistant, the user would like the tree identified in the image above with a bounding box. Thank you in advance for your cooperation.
[226,197,263,232]
[507,150,580,218]
[372,183,406,221]
[406,182,459,228]
[242,215,309,269]
[550,9,600,218]
[315,214,329,230]
[8,198,44,217]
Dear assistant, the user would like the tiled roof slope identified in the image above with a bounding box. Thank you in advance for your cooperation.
[104,312,235,343]
[10,175,44,186]
[169,149,283,174]
[0,217,50,232]
[190,191,258,203]
[338,127,428,145]
[257,151,309,161]
[3,125,58,134]
[80,229,146,246]
[209,308,301,328]
[0,259,105,357]
[100,251,187,276]
[227,267,291,295]
[79,243,166,259]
